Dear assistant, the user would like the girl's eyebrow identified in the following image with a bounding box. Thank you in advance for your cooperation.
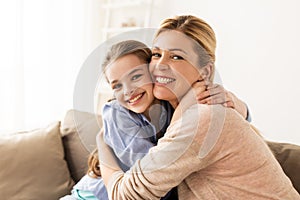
[110,68,143,84]
[128,68,143,76]
[152,46,187,55]
[110,79,118,85]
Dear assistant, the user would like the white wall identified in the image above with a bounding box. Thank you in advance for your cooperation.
[3,0,298,144]
[0,0,105,133]
[150,0,300,144]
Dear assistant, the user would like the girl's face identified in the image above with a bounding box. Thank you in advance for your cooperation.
[106,54,154,114]
[150,30,202,108]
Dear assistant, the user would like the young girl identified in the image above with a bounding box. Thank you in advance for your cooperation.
[101,39,179,199]
[60,40,176,200]
[63,39,250,200]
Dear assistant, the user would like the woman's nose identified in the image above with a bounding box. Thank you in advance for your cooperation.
[156,63,169,70]
[155,53,169,70]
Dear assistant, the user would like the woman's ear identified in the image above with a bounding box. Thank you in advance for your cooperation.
[200,63,213,81]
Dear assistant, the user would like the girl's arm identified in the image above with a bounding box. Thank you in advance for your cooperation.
[193,81,250,121]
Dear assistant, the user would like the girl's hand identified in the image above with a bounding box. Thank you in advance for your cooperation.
[194,82,248,119]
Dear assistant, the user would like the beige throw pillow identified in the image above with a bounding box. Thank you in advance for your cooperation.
[0,122,74,200]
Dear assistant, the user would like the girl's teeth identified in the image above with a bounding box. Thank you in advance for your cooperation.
[129,94,142,103]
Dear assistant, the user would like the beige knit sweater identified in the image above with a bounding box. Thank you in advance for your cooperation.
[106,91,300,200]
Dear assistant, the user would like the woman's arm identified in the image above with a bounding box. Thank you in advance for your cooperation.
[96,130,121,187]
[98,98,222,199]
[98,119,202,199]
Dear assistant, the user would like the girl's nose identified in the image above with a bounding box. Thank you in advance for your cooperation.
[123,85,135,96]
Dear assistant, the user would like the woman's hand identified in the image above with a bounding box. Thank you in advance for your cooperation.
[96,129,121,186]
[193,81,248,119]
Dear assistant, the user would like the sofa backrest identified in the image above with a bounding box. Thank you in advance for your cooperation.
[60,109,102,183]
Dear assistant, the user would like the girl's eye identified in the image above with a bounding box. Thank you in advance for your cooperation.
[172,55,184,60]
[132,74,142,81]
[151,52,161,58]
[112,83,122,90]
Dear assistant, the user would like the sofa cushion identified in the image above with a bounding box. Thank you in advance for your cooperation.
[267,141,300,193]
[0,122,74,200]
[60,109,102,183]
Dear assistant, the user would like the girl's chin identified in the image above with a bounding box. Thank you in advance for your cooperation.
[130,107,147,114]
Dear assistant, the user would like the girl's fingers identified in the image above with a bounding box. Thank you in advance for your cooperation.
[223,101,235,108]
[197,85,224,100]
[199,96,226,105]
[199,95,235,108]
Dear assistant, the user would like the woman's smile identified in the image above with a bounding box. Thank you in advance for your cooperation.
[154,75,175,85]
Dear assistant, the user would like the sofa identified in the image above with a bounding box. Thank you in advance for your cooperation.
[0,109,299,200]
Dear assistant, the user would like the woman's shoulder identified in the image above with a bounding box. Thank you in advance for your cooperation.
[181,104,242,133]
[189,104,254,141]
[184,104,221,118]
[187,104,241,120]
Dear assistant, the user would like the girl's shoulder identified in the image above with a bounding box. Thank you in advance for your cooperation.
[103,100,134,118]
[102,100,147,125]
[73,174,108,200]
[103,100,127,112]
[73,174,102,191]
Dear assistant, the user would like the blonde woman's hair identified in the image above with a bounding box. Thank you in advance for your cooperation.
[102,40,152,80]
[156,15,216,81]
[87,148,101,178]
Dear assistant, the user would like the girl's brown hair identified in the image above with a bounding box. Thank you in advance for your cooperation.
[102,40,152,80]
[87,148,101,178]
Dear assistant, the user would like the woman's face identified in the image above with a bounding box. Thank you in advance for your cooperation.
[150,30,202,107]
[106,54,154,114]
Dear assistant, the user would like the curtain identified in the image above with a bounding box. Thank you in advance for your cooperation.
[0,0,103,133]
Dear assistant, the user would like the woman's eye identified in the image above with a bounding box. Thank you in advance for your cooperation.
[132,74,142,81]
[112,83,122,90]
[151,53,161,58]
[172,55,183,60]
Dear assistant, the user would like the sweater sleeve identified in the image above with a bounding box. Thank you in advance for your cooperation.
[102,103,156,168]
[107,104,224,199]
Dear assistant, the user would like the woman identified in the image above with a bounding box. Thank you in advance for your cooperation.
[98,15,299,199]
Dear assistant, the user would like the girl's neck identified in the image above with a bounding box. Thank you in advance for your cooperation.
[143,98,164,141]
[142,98,161,121]
[169,100,179,109]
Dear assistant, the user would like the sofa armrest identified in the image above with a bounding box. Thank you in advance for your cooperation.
[267,141,300,193]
